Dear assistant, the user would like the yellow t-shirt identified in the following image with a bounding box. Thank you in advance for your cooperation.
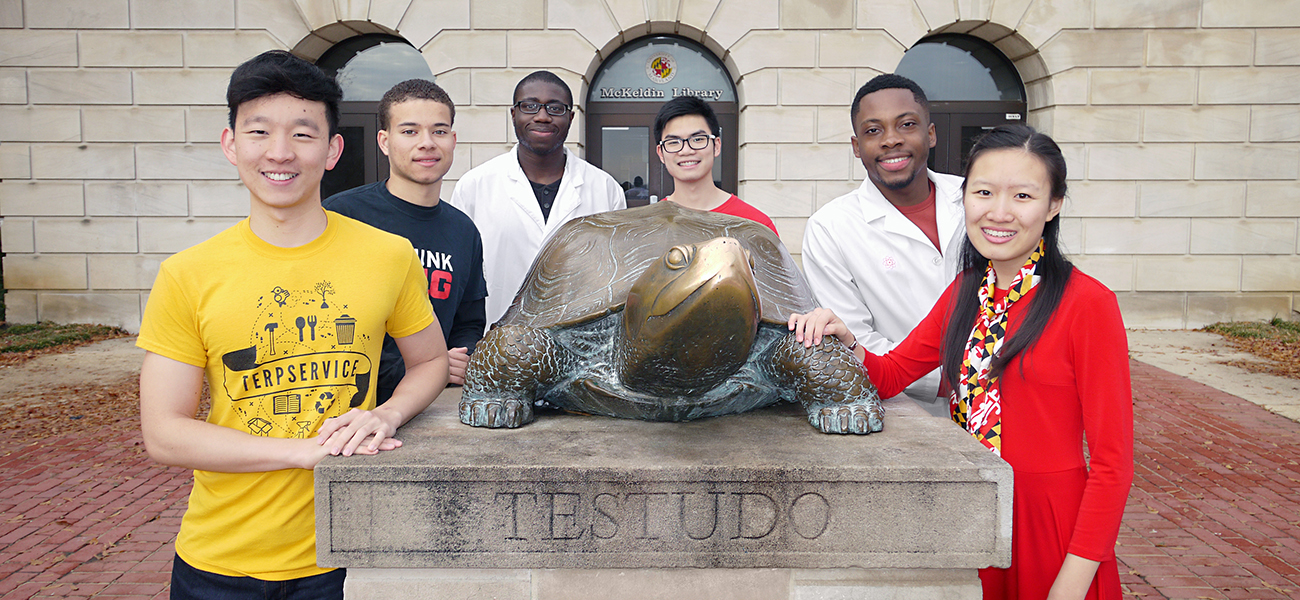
[137,212,434,580]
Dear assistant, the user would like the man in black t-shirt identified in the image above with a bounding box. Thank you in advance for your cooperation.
[325,79,487,401]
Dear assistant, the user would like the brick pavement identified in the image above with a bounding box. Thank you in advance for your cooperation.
[1,359,1298,599]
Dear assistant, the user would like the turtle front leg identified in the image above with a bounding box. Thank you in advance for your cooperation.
[461,325,573,428]
[762,334,883,435]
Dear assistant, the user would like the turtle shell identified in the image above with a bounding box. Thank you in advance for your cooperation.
[496,202,816,330]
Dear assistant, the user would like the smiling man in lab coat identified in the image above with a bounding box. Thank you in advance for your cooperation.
[449,71,625,327]
[801,74,965,416]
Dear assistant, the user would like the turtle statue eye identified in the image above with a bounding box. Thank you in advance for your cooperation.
[664,245,692,269]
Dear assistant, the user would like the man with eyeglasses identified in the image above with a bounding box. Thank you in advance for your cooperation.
[450,70,625,326]
[653,96,778,235]
[325,79,487,396]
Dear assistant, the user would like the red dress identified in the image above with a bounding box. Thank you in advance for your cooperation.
[862,270,1133,599]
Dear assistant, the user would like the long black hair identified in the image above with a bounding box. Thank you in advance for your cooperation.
[941,125,1074,389]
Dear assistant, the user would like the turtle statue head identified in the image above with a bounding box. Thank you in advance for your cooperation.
[620,237,760,396]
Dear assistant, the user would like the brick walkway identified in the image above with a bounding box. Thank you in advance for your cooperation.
[1,360,1298,599]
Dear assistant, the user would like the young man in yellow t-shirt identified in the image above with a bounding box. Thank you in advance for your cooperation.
[136,50,449,599]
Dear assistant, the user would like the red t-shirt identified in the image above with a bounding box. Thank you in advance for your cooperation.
[712,195,779,236]
[894,181,941,251]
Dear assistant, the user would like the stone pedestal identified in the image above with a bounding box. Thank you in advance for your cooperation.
[316,389,1011,599]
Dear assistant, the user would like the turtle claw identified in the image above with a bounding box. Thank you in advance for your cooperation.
[812,404,883,435]
[460,397,534,429]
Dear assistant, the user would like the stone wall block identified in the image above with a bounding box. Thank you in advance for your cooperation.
[1245,182,1300,217]
[1115,292,1187,328]
[1257,29,1300,66]
[1139,181,1246,218]
[368,0,412,29]
[423,31,508,72]
[535,569,791,600]
[187,107,230,143]
[134,69,231,105]
[0,106,81,142]
[1038,68,1086,107]
[3,255,88,290]
[189,181,249,217]
[2,217,34,253]
[29,69,132,104]
[237,0,312,49]
[777,68,852,106]
[451,105,509,144]
[988,0,1032,33]
[35,218,138,253]
[1067,255,1134,291]
[467,143,514,169]
[739,143,777,181]
[1090,68,1195,105]
[1190,219,1297,255]
[399,0,471,49]
[737,180,815,218]
[86,182,188,217]
[780,0,852,29]
[27,0,129,29]
[817,31,904,72]
[737,69,778,106]
[1047,106,1140,143]
[741,106,816,143]
[548,0,619,51]
[138,217,241,253]
[1016,1,1093,49]
[468,69,528,106]
[1087,144,1194,181]
[728,31,818,75]
[1242,257,1300,292]
[294,0,339,31]
[1083,218,1190,254]
[816,107,851,144]
[778,144,850,181]
[31,144,134,180]
[137,143,235,181]
[1200,67,1300,105]
[0,0,17,28]
[84,107,187,143]
[343,569,531,600]
[1251,106,1300,143]
[1062,181,1136,217]
[0,31,78,67]
[471,0,542,29]
[0,68,26,103]
[678,0,721,33]
[855,0,929,48]
[507,31,594,73]
[1143,106,1249,143]
[0,181,84,216]
[1038,31,1143,74]
[80,31,183,67]
[1146,30,1252,67]
[644,0,681,23]
[184,31,283,68]
[1058,217,1083,256]
[39,293,142,331]
[334,0,373,21]
[706,0,779,50]
[1195,144,1300,181]
[132,0,236,28]
[1095,0,1199,29]
[1203,0,1300,28]
[4,291,38,324]
[0,143,31,178]
[813,179,860,211]
[1188,295,1295,328]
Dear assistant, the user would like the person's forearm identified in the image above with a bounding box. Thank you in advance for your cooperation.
[1046,554,1101,600]
[382,353,449,427]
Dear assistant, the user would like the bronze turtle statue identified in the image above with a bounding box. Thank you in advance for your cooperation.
[460,202,883,434]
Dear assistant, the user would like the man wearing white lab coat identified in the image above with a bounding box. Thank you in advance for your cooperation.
[802,74,964,417]
[449,71,624,326]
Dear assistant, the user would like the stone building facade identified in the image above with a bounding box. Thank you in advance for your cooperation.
[0,0,1297,331]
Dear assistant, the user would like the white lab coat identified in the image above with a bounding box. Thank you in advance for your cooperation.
[801,170,965,414]
[448,145,625,327]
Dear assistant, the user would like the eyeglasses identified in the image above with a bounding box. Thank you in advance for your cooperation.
[514,101,571,117]
[659,134,717,153]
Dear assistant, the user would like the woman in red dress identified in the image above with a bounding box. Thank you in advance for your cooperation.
[791,125,1133,600]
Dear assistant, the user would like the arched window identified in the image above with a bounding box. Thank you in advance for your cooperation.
[586,36,738,205]
[896,34,1027,175]
[315,35,434,199]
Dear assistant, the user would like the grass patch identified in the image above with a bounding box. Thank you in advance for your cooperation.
[1202,318,1300,380]
[0,322,131,354]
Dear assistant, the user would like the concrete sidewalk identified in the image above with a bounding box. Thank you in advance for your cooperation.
[1,332,1298,599]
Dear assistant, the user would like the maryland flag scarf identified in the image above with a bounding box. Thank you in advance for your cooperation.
[951,240,1045,456]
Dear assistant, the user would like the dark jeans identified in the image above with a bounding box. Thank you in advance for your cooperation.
[170,554,345,600]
